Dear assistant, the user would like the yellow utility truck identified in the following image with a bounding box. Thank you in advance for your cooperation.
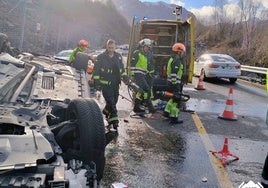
[127,15,195,83]
[126,12,195,102]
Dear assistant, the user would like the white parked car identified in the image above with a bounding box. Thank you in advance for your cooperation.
[54,49,73,61]
[194,53,241,83]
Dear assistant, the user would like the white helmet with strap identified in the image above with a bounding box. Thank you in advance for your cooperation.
[139,38,151,47]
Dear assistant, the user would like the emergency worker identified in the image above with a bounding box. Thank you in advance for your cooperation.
[93,39,129,131]
[262,153,268,188]
[0,33,14,56]
[130,38,155,113]
[146,40,156,99]
[266,71,268,93]
[69,39,89,63]
[163,42,186,124]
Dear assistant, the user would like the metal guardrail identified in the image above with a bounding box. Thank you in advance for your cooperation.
[241,65,268,75]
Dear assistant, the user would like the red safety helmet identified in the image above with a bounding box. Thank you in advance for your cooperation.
[172,43,186,53]
[78,39,89,48]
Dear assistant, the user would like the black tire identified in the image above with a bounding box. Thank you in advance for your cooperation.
[229,78,237,84]
[72,52,89,71]
[67,98,106,181]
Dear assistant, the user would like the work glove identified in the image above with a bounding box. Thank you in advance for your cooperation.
[129,82,144,93]
[173,91,182,100]
[94,80,102,91]
[167,82,178,92]
[122,75,131,86]
[95,85,102,91]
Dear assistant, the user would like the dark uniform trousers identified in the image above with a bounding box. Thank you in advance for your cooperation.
[102,84,119,125]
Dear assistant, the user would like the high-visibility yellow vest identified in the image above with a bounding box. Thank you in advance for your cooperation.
[266,70,268,93]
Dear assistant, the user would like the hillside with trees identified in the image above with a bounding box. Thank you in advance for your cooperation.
[194,0,268,67]
[111,0,268,67]
[0,0,267,67]
[0,0,130,54]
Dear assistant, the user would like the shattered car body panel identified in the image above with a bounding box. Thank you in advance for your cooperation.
[0,52,106,187]
[0,131,54,170]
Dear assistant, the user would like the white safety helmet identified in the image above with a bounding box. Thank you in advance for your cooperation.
[139,38,151,47]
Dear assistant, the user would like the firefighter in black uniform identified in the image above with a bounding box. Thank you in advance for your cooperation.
[93,39,129,132]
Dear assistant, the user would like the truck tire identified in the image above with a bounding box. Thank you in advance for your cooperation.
[67,98,106,181]
[72,52,89,71]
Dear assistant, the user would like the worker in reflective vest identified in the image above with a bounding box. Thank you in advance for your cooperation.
[262,153,268,187]
[163,43,186,124]
[266,71,268,93]
[130,38,155,114]
[266,70,268,126]
[69,39,89,63]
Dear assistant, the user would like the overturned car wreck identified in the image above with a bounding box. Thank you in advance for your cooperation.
[0,52,108,187]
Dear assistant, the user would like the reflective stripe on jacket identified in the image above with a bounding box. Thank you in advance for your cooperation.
[167,56,184,85]
[130,50,148,75]
[266,70,268,93]
[93,50,126,87]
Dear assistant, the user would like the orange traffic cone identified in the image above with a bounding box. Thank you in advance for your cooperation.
[218,87,237,121]
[195,68,205,90]
[210,137,239,166]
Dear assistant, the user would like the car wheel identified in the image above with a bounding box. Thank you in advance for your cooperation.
[67,98,106,181]
[229,78,237,84]
[72,52,89,71]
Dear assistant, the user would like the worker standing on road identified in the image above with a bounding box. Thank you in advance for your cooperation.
[264,70,268,187]
[266,71,268,93]
[266,70,268,126]
[0,32,14,56]
[130,38,156,114]
[69,39,89,63]
[262,153,268,188]
[93,39,130,132]
[163,43,186,124]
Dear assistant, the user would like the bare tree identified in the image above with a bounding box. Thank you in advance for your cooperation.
[239,0,261,55]
[213,0,228,37]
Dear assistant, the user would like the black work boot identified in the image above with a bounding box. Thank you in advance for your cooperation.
[146,99,156,113]
[112,122,119,131]
[109,120,119,132]
[170,117,183,124]
[163,111,169,118]
[102,109,109,119]
[133,98,145,113]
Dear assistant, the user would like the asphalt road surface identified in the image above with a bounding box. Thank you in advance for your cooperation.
[97,77,268,188]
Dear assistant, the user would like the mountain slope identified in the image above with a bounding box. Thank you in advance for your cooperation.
[0,0,130,54]
[111,0,194,23]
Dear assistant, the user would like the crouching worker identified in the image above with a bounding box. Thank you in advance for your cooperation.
[93,39,130,132]
[163,43,186,124]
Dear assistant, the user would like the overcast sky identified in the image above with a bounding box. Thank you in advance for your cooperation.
[139,0,268,23]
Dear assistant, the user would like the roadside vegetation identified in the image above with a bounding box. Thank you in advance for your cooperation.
[0,0,267,68]
[194,0,268,67]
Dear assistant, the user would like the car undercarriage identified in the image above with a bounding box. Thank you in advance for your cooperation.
[0,52,107,187]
